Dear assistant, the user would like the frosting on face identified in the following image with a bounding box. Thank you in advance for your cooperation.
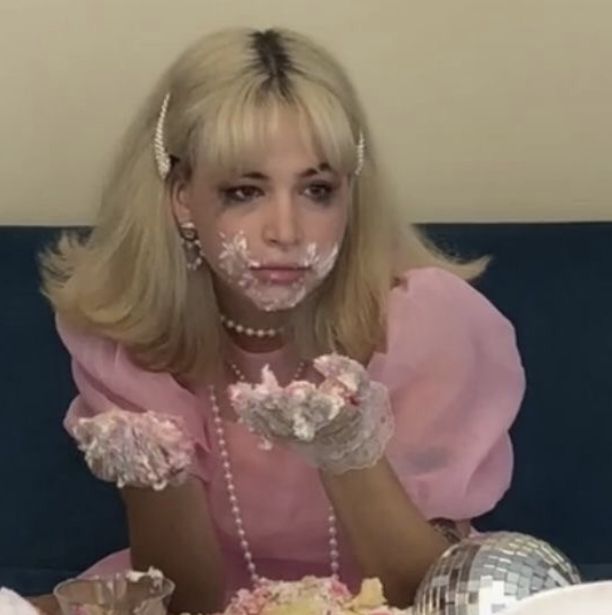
[218,231,261,281]
[215,231,339,312]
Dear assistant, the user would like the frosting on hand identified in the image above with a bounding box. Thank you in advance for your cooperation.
[72,408,194,490]
[228,354,394,473]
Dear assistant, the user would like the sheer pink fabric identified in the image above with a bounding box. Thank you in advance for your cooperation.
[58,267,525,594]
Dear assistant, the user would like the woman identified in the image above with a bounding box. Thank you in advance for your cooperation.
[39,27,524,613]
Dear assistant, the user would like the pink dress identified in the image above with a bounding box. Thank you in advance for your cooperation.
[57,267,525,596]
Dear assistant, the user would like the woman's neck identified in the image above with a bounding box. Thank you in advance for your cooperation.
[224,329,287,353]
[215,284,292,354]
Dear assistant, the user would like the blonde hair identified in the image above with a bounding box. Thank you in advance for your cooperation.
[41,27,486,377]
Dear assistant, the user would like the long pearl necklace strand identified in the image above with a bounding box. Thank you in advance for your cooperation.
[208,360,340,587]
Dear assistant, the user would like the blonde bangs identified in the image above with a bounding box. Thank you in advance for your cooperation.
[195,77,359,177]
[293,77,359,175]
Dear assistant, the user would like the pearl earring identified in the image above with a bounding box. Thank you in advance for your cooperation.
[179,222,204,271]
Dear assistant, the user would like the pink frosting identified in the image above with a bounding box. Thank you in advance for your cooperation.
[218,576,400,615]
[57,267,525,596]
[72,408,194,490]
[228,355,365,446]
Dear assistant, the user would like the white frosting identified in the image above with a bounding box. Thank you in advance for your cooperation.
[228,354,367,446]
[216,231,339,312]
[73,409,194,490]
[218,231,261,279]
[218,576,404,615]
[124,567,165,585]
[301,242,340,279]
[228,353,393,474]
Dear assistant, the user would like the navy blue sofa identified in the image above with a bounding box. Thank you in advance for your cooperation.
[1,223,611,595]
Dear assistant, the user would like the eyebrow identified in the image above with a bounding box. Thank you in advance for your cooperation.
[240,163,332,180]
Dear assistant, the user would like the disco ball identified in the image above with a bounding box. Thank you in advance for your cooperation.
[413,531,581,615]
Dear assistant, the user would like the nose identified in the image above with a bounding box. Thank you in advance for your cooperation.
[262,192,302,249]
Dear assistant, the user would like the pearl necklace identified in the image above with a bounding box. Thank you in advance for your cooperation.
[220,313,282,338]
[209,361,340,587]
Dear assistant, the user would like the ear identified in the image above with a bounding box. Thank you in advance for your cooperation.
[170,178,193,226]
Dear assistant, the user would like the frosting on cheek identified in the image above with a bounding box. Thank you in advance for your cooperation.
[217,231,260,285]
[301,242,340,280]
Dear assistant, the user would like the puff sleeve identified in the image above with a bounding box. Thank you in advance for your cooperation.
[368,267,525,520]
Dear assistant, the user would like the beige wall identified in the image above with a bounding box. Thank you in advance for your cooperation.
[1,0,611,225]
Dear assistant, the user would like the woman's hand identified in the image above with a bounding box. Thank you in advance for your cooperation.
[228,354,394,473]
[72,409,194,490]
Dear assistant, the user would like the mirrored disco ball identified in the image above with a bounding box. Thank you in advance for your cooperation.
[413,531,581,615]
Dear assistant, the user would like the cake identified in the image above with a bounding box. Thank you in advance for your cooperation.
[217,576,404,615]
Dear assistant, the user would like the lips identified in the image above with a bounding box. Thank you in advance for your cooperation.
[250,266,309,285]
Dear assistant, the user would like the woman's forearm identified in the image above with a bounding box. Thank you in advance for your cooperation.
[122,481,225,614]
[321,457,449,607]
